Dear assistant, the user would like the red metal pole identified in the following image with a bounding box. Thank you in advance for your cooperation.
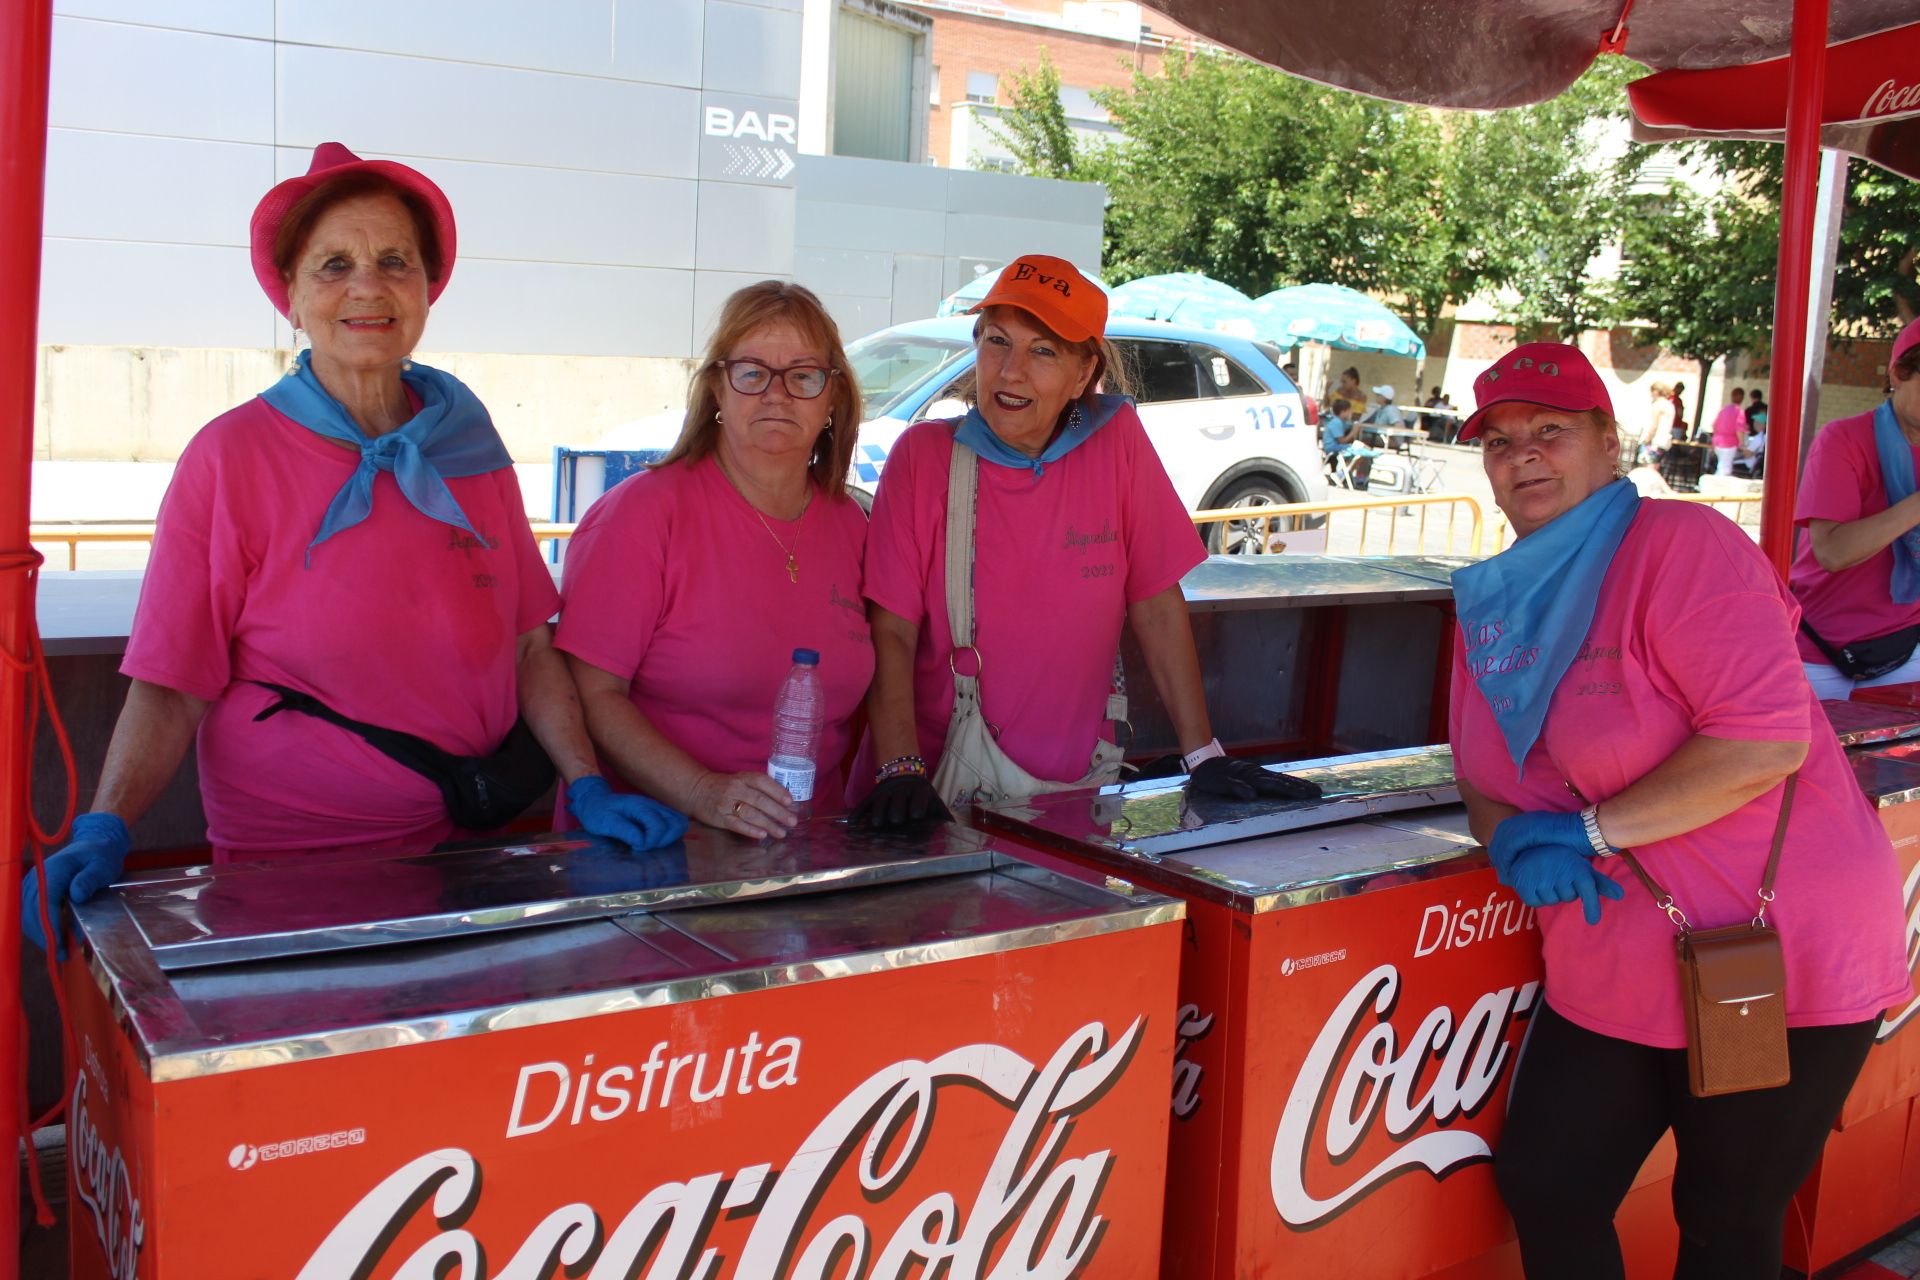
[0,3,52,1272]
[1758,0,1831,574]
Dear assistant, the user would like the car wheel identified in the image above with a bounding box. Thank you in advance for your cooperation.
[1205,475,1303,555]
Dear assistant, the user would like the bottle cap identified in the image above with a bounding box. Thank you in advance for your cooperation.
[793,648,820,664]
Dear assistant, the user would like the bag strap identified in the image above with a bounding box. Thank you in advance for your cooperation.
[249,679,456,783]
[1617,772,1797,932]
[943,432,1127,718]
[1797,619,1851,671]
[944,435,980,655]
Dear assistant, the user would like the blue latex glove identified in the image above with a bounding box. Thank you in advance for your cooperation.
[566,775,689,852]
[23,812,130,960]
[1506,843,1625,925]
[1489,810,1591,880]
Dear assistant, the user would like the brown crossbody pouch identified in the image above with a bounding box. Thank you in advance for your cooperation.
[1614,774,1797,1097]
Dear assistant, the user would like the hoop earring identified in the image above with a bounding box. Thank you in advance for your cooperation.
[825,413,834,429]
[714,410,722,424]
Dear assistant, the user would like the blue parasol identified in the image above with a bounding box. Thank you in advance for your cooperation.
[1108,273,1264,337]
[1254,284,1425,357]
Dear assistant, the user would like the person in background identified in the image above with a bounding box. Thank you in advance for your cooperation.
[1670,381,1690,443]
[1747,388,1770,431]
[558,282,872,840]
[1643,381,1675,464]
[23,142,690,953]
[1789,316,1920,700]
[1325,365,1365,418]
[1322,396,1373,488]
[1449,341,1908,1280]
[1422,386,1446,440]
[854,254,1307,826]
[1711,386,1747,476]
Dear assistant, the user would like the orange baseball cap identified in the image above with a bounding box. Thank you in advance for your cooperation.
[969,254,1107,342]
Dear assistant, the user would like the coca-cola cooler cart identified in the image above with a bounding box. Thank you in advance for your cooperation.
[972,746,1690,1279]
[61,819,1184,1278]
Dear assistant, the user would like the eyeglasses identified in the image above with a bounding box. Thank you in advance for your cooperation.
[716,359,837,400]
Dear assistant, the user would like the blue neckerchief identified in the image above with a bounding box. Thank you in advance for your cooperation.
[1451,479,1641,775]
[261,350,513,563]
[1872,399,1920,604]
[951,393,1129,478]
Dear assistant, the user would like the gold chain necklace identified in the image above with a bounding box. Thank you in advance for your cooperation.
[718,458,810,584]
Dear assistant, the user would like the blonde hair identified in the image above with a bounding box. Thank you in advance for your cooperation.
[660,281,862,497]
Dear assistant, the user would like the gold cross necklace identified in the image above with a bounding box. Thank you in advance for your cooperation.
[718,458,810,583]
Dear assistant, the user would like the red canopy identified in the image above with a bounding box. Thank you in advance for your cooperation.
[1629,21,1920,179]
[1143,0,1920,109]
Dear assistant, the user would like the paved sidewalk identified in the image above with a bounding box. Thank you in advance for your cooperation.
[1838,1224,1920,1278]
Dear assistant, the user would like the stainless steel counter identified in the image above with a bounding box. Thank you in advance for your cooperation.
[73,820,1181,1083]
[1826,698,1920,748]
[977,745,1474,913]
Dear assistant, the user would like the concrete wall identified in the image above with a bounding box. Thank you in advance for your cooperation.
[791,152,1104,340]
[37,0,799,459]
[34,2,1105,461]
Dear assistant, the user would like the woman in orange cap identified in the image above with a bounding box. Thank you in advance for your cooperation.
[853,254,1313,824]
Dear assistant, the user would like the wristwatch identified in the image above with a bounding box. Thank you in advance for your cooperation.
[1579,804,1619,857]
[1182,738,1226,771]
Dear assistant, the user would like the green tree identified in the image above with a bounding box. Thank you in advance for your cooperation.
[987,51,1084,180]
[1690,140,1920,336]
[1615,183,1777,426]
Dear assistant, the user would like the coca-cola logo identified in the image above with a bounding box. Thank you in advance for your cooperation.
[1864,78,1920,119]
[1171,1003,1215,1119]
[72,1071,145,1279]
[1877,859,1920,1042]
[1270,964,1538,1228]
[298,1018,1143,1278]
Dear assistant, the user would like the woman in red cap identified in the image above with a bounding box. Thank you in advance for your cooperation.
[1447,342,1907,1278]
[852,254,1313,825]
[1790,316,1920,699]
[23,143,685,953]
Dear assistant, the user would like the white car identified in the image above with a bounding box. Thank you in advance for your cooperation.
[600,316,1329,552]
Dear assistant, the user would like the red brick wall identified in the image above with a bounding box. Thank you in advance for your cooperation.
[906,5,1186,166]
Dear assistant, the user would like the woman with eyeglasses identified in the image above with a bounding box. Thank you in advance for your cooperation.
[557,282,871,839]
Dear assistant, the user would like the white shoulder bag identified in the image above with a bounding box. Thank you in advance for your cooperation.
[929,437,1127,809]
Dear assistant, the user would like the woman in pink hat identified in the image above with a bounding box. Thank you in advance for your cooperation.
[1790,316,1920,699]
[23,144,685,954]
[851,254,1316,825]
[1447,342,1907,1277]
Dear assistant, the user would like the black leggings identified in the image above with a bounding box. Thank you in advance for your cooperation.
[1495,1001,1877,1279]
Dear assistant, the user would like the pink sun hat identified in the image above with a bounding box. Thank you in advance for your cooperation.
[1893,315,1920,370]
[249,142,458,319]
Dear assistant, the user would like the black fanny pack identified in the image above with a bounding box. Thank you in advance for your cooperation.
[251,681,555,831]
[1799,620,1920,682]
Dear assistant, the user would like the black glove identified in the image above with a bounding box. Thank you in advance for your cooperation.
[850,775,953,829]
[1188,755,1324,802]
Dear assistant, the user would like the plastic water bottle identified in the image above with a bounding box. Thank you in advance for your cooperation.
[768,648,824,813]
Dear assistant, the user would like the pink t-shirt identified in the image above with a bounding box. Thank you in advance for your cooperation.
[861,406,1206,789]
[122,397,559,858]
[554,457,872,808]
[1711,402,1746,447]
[1791,409,1920,661]
[1450,499,1911,1048]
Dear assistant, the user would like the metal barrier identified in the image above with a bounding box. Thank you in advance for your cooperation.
[29,491,1768,570]
[1189,493,1490,557]
[1484,491,1764,553]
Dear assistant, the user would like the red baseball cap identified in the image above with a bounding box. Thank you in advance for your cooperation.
[970,254,1107,342]
[1458,342,1614,441]
[1892,316,1920,370]
[250,142,458,319]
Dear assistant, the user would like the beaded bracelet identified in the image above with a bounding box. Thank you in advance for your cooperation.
[875,754,928,783]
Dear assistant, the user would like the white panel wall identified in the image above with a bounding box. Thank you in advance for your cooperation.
[41,1,798,358]
[792,154,1105,342]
